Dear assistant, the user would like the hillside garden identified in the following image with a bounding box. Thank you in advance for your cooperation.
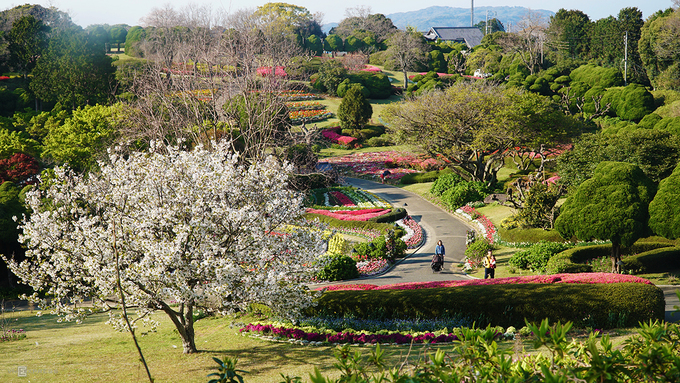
[3,3,680,382]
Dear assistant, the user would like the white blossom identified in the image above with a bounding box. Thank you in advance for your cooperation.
[5,141,324,353]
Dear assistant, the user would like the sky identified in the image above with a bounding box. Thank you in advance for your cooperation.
[6,0,676,28]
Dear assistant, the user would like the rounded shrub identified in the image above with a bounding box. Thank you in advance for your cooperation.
[316,255,359,281]
[441,182,487,209]
[430,172,464,196]
[508,241,572,272]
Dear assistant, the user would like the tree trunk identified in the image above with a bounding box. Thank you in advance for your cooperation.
[611,242,621,273]
[161,302,197,353]
[402,70,408,91]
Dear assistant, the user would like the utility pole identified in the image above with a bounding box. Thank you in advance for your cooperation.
[471,0,474,27]
[485,10,488,35]
[624,31,628,86]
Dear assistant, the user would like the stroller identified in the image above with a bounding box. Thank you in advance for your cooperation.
[431,254,443,272]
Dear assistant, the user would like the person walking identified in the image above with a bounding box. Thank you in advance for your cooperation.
[484,250,496,279]
[435,240,445,268]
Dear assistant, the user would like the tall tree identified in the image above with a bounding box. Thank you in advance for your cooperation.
[383,82,530,185]
[6,16,50,80]
[500,11,548,75]
[385,29,429,90]
[5,142,323,354]
[30,27,115,109]
[546,9,591,60]
[555,161,656,273]
[638,8,680,90]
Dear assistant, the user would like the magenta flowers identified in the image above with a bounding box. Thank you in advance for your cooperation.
[317,273,653,291]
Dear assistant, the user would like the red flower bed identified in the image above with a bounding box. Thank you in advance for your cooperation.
[329,191,355,206]
[306,208,390,221]
[317,273,653,291]
[257,66,287,76]
[0,76,10,81]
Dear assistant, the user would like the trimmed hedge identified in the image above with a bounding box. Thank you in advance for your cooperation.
[400,168,453,185]
[308,283,664,328]
[622,246,680,274]
[371,207,407,223]
[546,242,674,274]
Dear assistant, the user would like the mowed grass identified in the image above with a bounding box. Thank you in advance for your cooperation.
[0,310,345,383]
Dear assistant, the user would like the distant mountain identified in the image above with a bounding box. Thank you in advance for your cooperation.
[385,6,555,32]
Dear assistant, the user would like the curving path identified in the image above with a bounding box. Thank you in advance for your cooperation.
[317,177,474,286]
[319,178,680,323]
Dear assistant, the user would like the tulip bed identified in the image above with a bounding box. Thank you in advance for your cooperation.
[290,109,333,125]
[310,187,391,210]
[305,208,390,221]
[277,90,320,101]
[285,101,325,111]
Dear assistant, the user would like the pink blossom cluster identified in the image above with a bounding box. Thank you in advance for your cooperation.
[306,208,390,221]
[0,76,10,81]
[361,65,383,72]
[329,191,356,206]
[321,127,357,146]
[257,66,287,76]
[317,273,653,291]
[240,323,462,344]
[318,151,422,181]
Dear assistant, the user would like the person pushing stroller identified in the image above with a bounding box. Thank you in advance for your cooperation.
[431,240,445,272]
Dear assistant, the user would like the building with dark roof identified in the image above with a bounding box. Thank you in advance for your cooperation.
[423,27,484,48]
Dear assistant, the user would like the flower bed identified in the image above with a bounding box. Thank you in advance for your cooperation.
[356,259,390,276]
[318,151,423,181]
[257,66,287,76]
[318,188,391,209]
[396,216,423,249]
[290,109,333,125]
[361,65,382,72]
[285,101,326,111]
[306,208,390,221]
[456,205,498,243]
[239,323,464,345]
[0,76,10,81]
[277,90,321,101]
[318,273,653,291]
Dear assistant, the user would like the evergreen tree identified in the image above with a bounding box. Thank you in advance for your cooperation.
[338,85,373,136]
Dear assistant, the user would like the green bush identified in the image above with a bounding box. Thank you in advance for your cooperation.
[508,241,573,271]
[622,246,680,274]
[499,227,566,243]
[430,172,464,196]
[464,240,492,266]
[353,232,407,261]
[400,168,452,185]
[316,254,359,281]
[546,242,674,274]
[365,135,392,147]
[441,182,487,209]
[307,283,664,328]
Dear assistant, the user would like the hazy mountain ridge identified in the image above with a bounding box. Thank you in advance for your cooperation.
[322,6,554,33]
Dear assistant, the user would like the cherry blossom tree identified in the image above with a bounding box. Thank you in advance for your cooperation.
[5,141,324,354]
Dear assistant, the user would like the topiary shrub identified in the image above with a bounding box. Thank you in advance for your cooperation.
[622,246,680,274]
[508,241,573,272]
[365,135,392,147]
[464,240,492,267]
[316,254,359,281]
[353,233,407,261]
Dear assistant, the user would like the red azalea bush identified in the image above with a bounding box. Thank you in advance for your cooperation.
[0,153,40,184]
[317,273,653,291]
[321,127,358,147]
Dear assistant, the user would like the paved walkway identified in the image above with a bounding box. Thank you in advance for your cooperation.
[320,178,680,322]
[320,177,474,286]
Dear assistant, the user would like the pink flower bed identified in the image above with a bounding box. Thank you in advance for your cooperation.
[317,273,653,291]
[318,151,422,181]
[0,76,10,81]
[397,216,423,249]
[306,208,390,221]
[321,127,357,146]
[458,206,497,242]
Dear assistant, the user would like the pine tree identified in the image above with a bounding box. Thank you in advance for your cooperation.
[337,85,373,136]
